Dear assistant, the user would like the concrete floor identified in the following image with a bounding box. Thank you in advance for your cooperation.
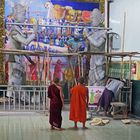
[0,105,140,140]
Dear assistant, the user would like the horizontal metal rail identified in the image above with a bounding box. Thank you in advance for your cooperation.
[6,22,112,30]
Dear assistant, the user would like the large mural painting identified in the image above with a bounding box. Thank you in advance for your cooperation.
[4,0,101,85]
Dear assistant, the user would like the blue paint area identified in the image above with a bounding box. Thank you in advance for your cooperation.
[51,1,99,11]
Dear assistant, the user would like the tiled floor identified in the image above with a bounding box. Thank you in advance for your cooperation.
[0,106,140,140]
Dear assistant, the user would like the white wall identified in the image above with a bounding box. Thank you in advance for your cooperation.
[109,0,140,52]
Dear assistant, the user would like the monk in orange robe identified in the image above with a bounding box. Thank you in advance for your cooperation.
[69,77,89,129]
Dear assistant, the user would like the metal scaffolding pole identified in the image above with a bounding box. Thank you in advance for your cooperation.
[6,22,112,30]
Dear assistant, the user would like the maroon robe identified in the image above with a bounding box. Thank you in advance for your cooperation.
[48,84,62,128]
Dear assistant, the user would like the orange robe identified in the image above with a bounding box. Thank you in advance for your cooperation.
[69,85,88,122]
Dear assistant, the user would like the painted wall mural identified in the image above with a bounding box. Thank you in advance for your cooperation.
[4,0,102,85]
[3,0,108,89]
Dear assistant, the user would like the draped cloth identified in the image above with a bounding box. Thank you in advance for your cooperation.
[69,85,88,122]
[48,84,62,128]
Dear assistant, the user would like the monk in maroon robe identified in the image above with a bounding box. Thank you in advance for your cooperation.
[48,77,64,130]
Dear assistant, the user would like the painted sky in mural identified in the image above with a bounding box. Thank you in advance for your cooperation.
[5,0,99,18]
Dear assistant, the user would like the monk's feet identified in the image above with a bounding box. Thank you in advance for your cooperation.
[51,126,65,131]
[68,126,78,130]
[58,128,65,131]
[50,126,55,130]
[82,126,88,129]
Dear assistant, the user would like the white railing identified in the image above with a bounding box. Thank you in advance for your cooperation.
[0,85,48,112]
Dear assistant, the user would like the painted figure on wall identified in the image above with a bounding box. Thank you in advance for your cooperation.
[53,59,63,80]
[6,3,36,101]
[45,58,52,82]
[84,8,107,86]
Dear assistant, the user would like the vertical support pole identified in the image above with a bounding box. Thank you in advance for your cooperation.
[104,0,109,28]
[122,12,126,52]
[38,55,41,85]
[120,56,124,79]
[29,91,31,110]
[128,56,132,85]
[109,56,112,77]
[44,52,47,85]
[104,0,109,78]
[106,55,111,77]
[4,91,6,110]
[47,52,50,85]
[81,55,84,77]
[69,57,77,85]
[78,55,81,77]
[129,56,132,112]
